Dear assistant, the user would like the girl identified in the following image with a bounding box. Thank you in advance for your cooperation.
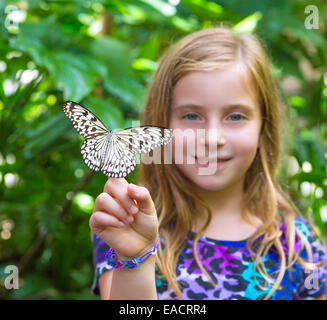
[89,27,327,300]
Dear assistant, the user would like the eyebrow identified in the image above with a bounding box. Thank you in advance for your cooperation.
[173,103,255,114]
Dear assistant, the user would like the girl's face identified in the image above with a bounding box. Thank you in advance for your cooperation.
[168,64,262,192]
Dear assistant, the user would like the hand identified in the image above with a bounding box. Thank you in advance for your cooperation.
[89,178,158,259]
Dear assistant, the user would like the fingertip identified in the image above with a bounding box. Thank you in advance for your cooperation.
[118,221,125,228]
[119,177,128,185]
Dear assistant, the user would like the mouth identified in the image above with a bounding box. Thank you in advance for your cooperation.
[195,156,231,168]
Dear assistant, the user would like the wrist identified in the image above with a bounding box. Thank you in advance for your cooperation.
[107,237,159,270]
[115,237,158,260]
[114,253,156,273]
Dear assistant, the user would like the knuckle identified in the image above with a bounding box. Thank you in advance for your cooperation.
[89,214,97,230]
[104,178,116,191]
[90,211,99,222]
[140,187,150,197]
[90,211,105,228]
[104,179,112,191]
[118,187,128,197]
[96,192,109,206]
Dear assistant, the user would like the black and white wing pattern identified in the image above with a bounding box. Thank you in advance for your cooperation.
[80,134,107,172]
[63,101,108,172]
[112,126,172,154]
[63,101,108,139]
[63,101,172,178]
[100,135,137,178]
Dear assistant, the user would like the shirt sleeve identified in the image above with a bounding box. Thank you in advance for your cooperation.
[91,233,113,296]
[294,217,327,299]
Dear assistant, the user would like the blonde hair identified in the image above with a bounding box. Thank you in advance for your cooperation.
[138,26,317,300]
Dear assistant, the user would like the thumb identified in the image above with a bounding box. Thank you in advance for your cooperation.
[128,184,156,216]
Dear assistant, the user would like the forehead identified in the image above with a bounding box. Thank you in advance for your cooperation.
[171,64,259,111]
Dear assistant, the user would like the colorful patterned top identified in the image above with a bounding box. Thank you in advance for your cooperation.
[91,216,327,300]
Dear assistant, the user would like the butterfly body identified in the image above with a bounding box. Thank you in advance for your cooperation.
[63,101,172,178]
[101,131,113,164]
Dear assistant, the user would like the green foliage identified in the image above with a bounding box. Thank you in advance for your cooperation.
[0,0,326,299]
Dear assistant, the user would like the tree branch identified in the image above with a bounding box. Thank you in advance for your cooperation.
[60,170,95,218]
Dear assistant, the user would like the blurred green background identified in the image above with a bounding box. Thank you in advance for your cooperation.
[0,0,326,299]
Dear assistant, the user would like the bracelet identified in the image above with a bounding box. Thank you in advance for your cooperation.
[106,238,159,269]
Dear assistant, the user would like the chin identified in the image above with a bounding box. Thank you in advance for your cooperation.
[175,162,246,193]
[193,179,230,191]
[183,172,234,192]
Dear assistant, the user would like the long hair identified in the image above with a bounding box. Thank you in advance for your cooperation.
[138,26,316,300]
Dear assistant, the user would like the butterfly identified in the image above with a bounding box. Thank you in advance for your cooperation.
[63,101,172,178]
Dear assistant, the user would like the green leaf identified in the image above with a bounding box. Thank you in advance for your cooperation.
[84,97,125,130]
[14,16,71,53]
[90,36,133,75]
[51,52,95,101]
[11,274,53,299]
[140,0,176,17]
[103,76,145,112]
[133,58,158,71]
[90,36,145,111]
[233,11,262,34]
[288,96,305,108]
[22,112,70,157]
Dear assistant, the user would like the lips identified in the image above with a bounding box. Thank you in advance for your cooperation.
[195,156,231,163]
[195,156,231,168]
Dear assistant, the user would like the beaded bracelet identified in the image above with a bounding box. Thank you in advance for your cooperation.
[106,238,159,269]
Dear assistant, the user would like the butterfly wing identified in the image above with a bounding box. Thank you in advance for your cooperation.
[63,101,173,178]
[81,135,107,172]
[113,126,172,154]
[101,134,136,178]
[63,101,109,172]
[63,101,108,139]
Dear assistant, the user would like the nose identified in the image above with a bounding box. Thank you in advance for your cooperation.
[199,123,226,147]
[197,124,226,160]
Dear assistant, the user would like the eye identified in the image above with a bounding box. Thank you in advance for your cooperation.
[182,113,200,121]
[227,113,246,122]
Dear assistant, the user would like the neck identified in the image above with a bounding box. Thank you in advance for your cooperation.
[193,179,260,240]
[196,180,245,219]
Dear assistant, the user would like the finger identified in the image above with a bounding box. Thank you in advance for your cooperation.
[127,184,156,216]
[104,178,139,215]
[94,192,133,225]
[104,178,128,193]
[89,211,125,231]
[104,178,128,197]
[106,177,128,187]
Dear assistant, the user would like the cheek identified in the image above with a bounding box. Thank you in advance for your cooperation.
[229,126,260,158]
[171,129,196,163]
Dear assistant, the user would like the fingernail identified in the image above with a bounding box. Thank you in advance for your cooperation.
[130,205,138,214]
[119,221,125,228]
[127,215,134,223]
